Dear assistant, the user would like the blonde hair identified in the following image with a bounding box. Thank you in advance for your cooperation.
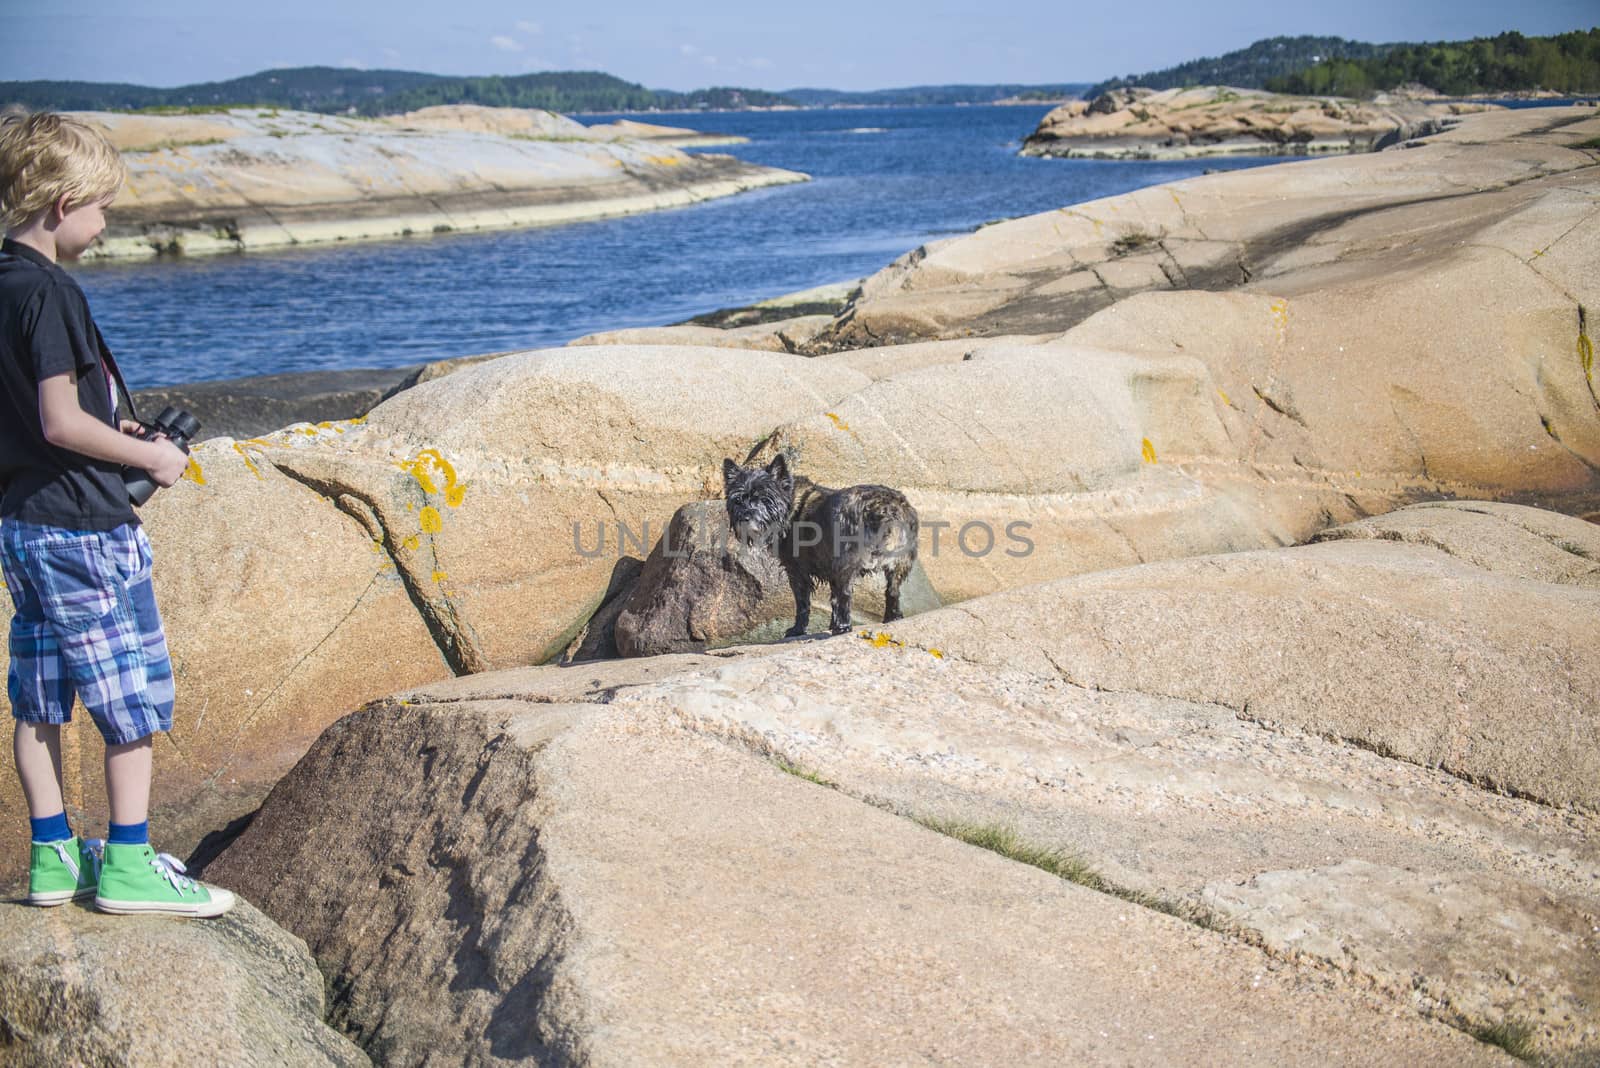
[0,111,127,230]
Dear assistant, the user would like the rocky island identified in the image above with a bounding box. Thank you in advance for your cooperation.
[1021,85,1501,159]
[79,105,804,258]
[2,105,1598,1064]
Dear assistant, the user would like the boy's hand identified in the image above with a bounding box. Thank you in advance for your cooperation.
[119,419,143,435]
[145,438,189,487]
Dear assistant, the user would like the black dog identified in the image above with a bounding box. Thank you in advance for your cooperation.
[723,453,918,637]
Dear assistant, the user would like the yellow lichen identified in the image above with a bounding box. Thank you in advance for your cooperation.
[1141,438,1158,464]
[402,534,420,552]
[431,570,448,584]
[230,442,264,479]
[419,506,443,534]
[824,412,852,432]
[1270,298,1289,342]
[860,630,905,649]
[1216,387,1231,406]
[398,448,464,504]
[182,456,206,485]
[928,648,945,659]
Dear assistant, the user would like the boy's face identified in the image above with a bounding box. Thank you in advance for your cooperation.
[54,195,113,261]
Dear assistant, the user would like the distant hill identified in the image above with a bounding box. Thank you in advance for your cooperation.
[1086,36,1402,98]
[1268,28,1600,97]
[0,68,794,115]
[782,84,1090,107]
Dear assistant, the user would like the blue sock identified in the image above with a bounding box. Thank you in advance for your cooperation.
[30,811,72,843]
[108,821,149,846]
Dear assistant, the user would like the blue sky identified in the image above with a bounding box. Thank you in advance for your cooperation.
[4,0,1596,91]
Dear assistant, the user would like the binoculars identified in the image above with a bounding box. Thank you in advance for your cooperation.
[124,406,201,506]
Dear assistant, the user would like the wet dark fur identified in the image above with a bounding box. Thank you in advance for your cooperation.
[723,454,918,636]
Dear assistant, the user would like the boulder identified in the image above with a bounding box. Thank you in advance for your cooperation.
[610,500,941,657]
[208,669,1509,1065]
[0,899,366,1066]
[265,346,878,672]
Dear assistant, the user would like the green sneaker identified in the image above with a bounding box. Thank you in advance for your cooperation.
[94,843,236,918]
[27,836,101,906]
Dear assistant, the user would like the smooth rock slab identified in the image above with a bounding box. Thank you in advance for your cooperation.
[0,899,366,1067]
[886,521,1600,812]
[210,691,1504,1066]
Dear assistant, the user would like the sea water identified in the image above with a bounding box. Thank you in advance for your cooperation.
[74,105,1293,389]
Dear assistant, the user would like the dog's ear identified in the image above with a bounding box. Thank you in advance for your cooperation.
[766,452,793,493]
[722,458,739,492]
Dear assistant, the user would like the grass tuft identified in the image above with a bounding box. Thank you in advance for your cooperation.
[1110,228,1160,256]
[914,817,1228,931]
[771,755,837,789]
[1470,1017,1538,1061]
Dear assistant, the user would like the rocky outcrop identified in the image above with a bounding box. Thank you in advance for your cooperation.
[81,107,805,258]
[0,900,367,1066]
[207,502,1600,1062]
[6,108,1596,902]
[819,106,1600,352]
[1021,86,1498,159]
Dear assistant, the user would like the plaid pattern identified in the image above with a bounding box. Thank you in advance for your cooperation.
[2,520,174,745]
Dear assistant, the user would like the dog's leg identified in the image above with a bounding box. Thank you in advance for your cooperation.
[828,574,856,635]
[784,568,812,638]
[883,561,910,622]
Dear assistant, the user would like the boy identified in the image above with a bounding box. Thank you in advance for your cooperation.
[1,111,232,916]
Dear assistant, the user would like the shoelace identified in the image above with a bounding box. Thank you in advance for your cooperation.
[84,838,105,883]
[150,852,199,895]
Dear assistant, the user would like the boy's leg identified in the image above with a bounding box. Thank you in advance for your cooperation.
[13,721,66,824]
[5,524,99,905]
[78,526,232,917]
[105,734,152,841]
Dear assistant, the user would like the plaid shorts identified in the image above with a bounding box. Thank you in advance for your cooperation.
[2,520,174,745]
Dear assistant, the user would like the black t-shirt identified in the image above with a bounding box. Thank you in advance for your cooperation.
[0,239,137,531]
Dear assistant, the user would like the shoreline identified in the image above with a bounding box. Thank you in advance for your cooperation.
[93,161,807,260]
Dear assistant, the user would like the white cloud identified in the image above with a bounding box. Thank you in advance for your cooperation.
[340,57,367,70]
[516,20,542,35]
[702,55,719,66]
[739,57,774,70]
[679,43,698,56]
[490,35,523,52]
[381,47,401,62]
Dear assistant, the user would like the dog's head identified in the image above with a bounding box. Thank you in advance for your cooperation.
[722,453,794,545]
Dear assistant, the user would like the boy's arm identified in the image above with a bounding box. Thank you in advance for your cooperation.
[38,373,189,487]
